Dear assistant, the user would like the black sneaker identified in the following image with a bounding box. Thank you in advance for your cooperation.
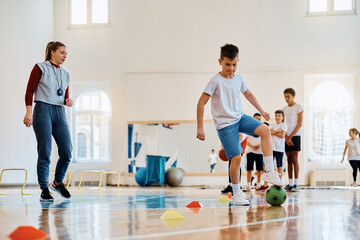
[40,188,54,202]
[284,184,293,192]
[221,185,233,194]
[50,181,71,199]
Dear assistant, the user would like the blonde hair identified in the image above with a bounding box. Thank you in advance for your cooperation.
[45,41,66,61]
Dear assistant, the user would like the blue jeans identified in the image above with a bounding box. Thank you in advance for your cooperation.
[33,102,72,189]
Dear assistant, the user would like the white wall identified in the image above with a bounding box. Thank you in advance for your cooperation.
[53,0,360,185]
[0,0,54,183]
[1,0,359,185]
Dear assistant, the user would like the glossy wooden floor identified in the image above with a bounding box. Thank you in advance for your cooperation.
[0,186,359,240]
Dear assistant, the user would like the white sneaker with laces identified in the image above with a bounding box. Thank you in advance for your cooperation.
[243,185,251,192]
[229,191,250,206]
[261,171,284,187]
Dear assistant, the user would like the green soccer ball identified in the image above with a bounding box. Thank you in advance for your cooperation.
[265,186,287,206]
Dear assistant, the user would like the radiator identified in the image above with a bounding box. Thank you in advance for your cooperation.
[309,169,350,187]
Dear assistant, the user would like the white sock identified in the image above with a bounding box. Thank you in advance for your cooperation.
[289,178,294,186]
[247,182,251,187]
[263,156,274,172]
[295,179,299,185]
[231,183,241,195]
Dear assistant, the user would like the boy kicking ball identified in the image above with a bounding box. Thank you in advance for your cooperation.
[197,44,284,206]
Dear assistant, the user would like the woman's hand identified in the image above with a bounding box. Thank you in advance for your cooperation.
[23,112,33,127]
[65,98,73,107]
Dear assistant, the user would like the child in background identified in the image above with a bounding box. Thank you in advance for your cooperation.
[282,88,303,192]
[208,149,219,173]
[341,128,360,187]
[244,113,267,192]
[270,110,287,179]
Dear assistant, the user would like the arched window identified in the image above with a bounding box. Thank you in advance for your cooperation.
[73,88,111,162]
[308,80,353,162]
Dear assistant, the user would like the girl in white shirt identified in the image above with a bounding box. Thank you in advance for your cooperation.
[270,110,287,179]
[341,128,360,187]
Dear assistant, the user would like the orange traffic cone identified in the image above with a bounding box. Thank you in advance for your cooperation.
[186,201,204,208]
[8,226,48,240]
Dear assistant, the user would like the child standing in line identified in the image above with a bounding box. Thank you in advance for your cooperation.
[270,110,287,179]
[282,88,303,192]
[341,128,360,187]
[208,149,219,173]
[197,44,283,206]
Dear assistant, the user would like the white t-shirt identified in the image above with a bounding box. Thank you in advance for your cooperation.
[270,122,287,152]
[209,153,218,164]
[346,139,360,161]
[203,73,248,130]
[247,136,262,154]
[282,103,303,136]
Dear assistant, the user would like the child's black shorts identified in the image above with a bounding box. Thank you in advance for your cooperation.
[246,152,263,171]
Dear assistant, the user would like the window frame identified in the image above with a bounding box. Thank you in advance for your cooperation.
[306,0,357,16]
[70,82,112,164]
[68,0,110,29]
[304,74,355,162]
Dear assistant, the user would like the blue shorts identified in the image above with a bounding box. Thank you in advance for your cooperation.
[217,114,263,159]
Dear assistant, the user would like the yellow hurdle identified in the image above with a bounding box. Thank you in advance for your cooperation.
[49,170,72,188]
[0,168,31,196]
[78,170,120,190]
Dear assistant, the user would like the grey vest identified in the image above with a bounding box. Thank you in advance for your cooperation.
[34,61,70,106]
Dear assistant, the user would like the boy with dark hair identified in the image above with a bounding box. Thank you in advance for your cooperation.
[197,44,284,206]
[282,88,303,192]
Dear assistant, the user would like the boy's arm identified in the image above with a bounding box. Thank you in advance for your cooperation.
[242,89,270,121]
[197,93,210,141]
[286,112,303,140]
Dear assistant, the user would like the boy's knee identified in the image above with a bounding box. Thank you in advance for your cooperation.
[229,155,241,164]
[255,125,270,138]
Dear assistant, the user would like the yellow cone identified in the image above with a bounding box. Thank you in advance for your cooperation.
[160,210,186,220]
[217,196,231,202]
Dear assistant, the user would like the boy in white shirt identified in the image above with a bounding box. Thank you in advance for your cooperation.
[208,149,219,173]
[282,88,303,192]
[197,44,284,206]
[270,110,287,179]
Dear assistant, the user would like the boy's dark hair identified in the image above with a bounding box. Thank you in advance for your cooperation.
[275,110,285,122]
[284,88,296,96]
[253,113,261,118]
[211,149,215,151]
[220,44,239,60]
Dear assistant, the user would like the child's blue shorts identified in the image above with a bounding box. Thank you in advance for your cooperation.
[217,114,263,159]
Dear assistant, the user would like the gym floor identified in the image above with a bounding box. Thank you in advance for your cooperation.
[0,186,359,240]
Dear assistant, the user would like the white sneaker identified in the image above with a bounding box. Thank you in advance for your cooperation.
[229,191,250,206]
[353,182,357,187]
[261,171,284,187]
[243,185,251,192]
